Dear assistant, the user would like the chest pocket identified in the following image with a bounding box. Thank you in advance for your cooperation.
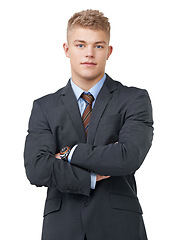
[99,114,123,125]
[94,114,123,145]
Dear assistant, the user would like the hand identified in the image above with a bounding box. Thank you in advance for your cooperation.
[55,153,61,159]
[96,174,111,182]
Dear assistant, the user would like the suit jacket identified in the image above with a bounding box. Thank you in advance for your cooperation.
[24,74,153,240]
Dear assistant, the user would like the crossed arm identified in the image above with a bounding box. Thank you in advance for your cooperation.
[24,100,111,197]
[55,152,110,182]
[24,90,153,196]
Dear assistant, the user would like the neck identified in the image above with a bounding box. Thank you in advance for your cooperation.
[71,73,105,91]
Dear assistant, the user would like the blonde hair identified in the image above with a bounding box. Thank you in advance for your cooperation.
[67,9,111,40]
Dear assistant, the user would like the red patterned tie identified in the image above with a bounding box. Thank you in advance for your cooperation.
[81,93,94,135]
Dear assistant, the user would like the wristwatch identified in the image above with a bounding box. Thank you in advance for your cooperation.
[59,146,71,161]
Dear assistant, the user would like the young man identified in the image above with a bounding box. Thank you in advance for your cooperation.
[24,9,153,240]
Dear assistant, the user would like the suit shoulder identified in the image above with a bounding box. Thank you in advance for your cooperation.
[33,86,66,107]
[113,79,149,97]
[106,75,147,95]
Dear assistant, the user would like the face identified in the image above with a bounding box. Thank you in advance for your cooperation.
[63,27,113,84]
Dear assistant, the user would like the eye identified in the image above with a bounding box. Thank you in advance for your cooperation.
[96,45,103,49]
[77,44,84,48]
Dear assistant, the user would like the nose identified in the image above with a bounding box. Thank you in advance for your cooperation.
[85,46,94,58]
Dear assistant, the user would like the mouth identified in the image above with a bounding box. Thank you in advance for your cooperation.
[81,62,97,67]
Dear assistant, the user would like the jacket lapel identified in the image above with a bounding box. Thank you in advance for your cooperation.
[60,75,117,144]
[60,81,86,143]
[87,75,117,144]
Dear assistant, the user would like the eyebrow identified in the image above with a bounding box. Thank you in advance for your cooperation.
[73,40,107,45]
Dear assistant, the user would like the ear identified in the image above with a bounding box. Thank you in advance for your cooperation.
[107,45,113,60]
[63,42,70,58]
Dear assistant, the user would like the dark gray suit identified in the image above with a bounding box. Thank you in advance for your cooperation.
[24,74,153,240]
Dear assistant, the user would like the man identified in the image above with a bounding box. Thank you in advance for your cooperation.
[24,9,153,240]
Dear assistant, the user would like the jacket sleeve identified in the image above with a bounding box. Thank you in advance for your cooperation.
[70,89,154,176]
[24,100,91,196]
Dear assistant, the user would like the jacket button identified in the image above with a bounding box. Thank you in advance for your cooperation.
[83,201,88,206]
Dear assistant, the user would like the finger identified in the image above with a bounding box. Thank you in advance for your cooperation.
[97,175,111,181]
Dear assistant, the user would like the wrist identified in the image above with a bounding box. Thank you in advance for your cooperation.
[59,146,71,161]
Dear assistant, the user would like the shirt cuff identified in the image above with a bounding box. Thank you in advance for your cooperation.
[68,145,78,162]
[91,173,97,189]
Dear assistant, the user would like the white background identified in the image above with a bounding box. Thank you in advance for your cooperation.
[0,0,179,239]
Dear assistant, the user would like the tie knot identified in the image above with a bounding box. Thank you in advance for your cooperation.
[81,93,94,105]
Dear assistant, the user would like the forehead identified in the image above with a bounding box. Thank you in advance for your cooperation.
[68,26,109,44]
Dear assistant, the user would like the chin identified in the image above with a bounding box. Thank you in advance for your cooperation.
[82,75,97,81]
[80,71,103,81]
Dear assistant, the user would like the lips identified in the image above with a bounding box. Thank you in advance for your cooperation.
[81,62,97,66]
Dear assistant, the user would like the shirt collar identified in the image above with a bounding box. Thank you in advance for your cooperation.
[70,74,106,101]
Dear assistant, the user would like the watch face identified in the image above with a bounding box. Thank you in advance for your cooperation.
[60,146,70,160]
[60,146,70,154]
